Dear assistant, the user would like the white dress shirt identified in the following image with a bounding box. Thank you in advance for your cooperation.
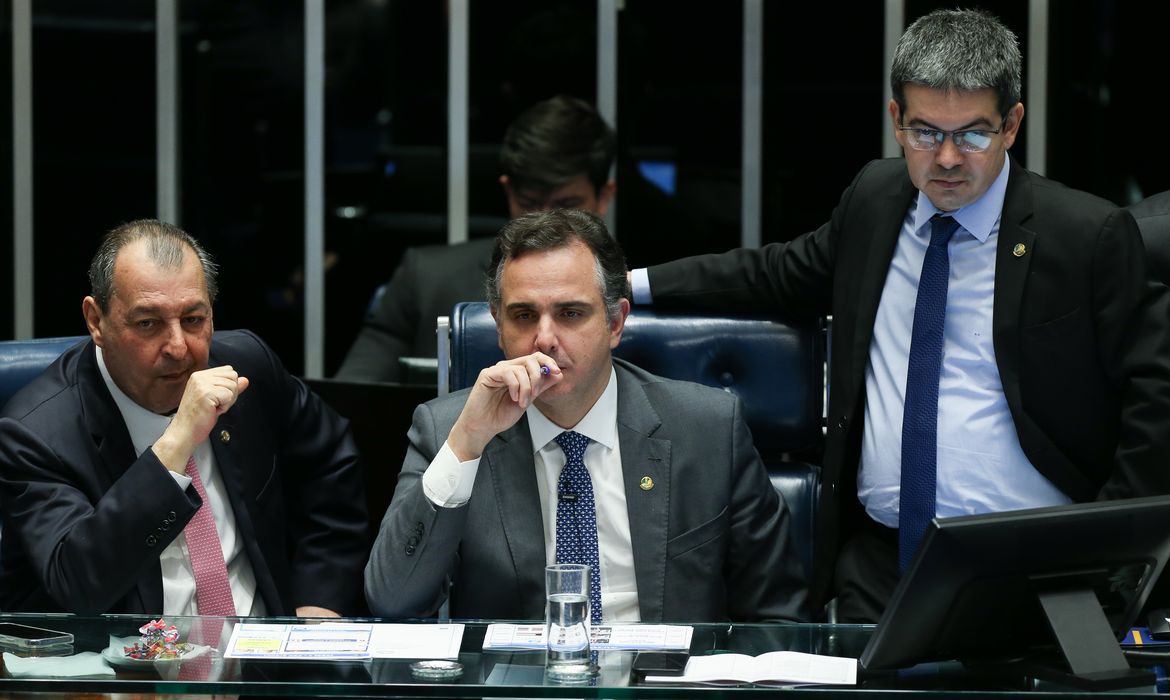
[96,346,264,616]
[422,366,641,622]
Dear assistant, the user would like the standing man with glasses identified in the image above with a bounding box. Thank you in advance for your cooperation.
[628,8,1170,622]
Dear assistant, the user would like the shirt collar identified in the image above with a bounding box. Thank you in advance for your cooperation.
[527,365,619,454]
[95,345,174,457]
[911,155,1010,243]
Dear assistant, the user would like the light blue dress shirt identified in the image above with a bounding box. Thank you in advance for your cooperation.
[858,158,1070,526]
[631,158,1072,527]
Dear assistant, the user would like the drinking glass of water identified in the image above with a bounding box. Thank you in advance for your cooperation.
[545,563,596,681]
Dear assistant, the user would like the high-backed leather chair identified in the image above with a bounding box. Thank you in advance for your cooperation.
[438,302,826,577]
[0,336,88,411]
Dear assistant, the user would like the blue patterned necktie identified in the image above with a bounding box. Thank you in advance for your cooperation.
[899,214,961,572]
[554,430,603,624]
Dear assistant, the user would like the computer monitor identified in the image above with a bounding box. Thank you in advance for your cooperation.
[860,495,1170,690]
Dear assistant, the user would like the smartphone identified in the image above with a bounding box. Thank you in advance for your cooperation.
[0,623,74,650]
[631,651,689,677]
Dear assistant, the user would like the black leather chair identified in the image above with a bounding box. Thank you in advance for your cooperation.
[0,336,88,410]
[439,302,826,577]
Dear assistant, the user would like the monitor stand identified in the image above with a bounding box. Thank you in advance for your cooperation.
[1022,587,1154,690]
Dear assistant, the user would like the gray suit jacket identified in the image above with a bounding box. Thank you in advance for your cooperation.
[1127,190,1170,286]
[364,358,808,622]
[336,238,493,382]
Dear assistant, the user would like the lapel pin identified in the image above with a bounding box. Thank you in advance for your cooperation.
[220,430,231,444]
[639,476,654,491]
[1012,243,1027,257]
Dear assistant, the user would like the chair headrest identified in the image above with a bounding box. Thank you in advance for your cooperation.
[0,336,88,410]
[450,303,824,453]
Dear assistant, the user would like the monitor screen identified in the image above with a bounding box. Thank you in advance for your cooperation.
[860,495,1170,688]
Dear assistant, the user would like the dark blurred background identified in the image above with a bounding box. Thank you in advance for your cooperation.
[2,0,1168,376]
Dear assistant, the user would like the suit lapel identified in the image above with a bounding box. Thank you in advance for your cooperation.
[482,417,547,610]
[76,345,162,614]
[613,364,671,622]
[991,158,1035,412]
[203,344,285,615]
[849,174,918,388]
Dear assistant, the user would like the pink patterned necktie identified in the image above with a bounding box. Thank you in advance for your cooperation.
[184,456,236,616]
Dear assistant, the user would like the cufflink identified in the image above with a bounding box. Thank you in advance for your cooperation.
[639,476,654,491]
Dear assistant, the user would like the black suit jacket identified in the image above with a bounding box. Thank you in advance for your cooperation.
[0,330,368,615]
[336,238,494,382]
[647,157,1170,603]
[1127,190,1170,286]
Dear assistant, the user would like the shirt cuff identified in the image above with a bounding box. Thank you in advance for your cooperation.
[422,441,482,508]
[169,470,193,490]
[630,268,653,305]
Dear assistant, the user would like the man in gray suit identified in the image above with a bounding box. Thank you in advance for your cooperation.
[335,95,616,383]
[364,209,808,622]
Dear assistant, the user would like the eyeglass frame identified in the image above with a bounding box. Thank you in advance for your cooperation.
[896,119,1005,154]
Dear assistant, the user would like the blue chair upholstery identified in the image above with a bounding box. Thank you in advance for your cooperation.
[443,302,825,576]
[0,336,88,411]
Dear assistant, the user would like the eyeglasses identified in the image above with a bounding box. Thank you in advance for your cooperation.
[897,124,1002,153]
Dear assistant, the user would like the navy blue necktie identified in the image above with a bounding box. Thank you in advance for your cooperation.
[554,431,603,624]
[899,214,961,572]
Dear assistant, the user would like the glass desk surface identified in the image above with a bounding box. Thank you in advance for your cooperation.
[0,613,1166,697]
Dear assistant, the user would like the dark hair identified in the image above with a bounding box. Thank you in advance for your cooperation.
[88,219,218,312]
[500,95,616,194]
[891,8,1022,119]
[486,209,629,322]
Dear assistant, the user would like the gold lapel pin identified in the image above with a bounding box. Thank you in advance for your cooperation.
[639,476,654,491]
[220,430,231,444]
[1012,243,1027,257]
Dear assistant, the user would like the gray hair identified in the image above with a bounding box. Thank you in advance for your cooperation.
[891,8,1022,119]
[88,219,219,312]
[486,209,629,323]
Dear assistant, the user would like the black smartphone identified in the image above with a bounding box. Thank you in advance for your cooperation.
[0,623,74,649]
[632,651,689,677]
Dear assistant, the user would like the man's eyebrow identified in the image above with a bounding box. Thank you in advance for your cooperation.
[126,301,211,317]
[503,300,595,312]
[906,116,997,131]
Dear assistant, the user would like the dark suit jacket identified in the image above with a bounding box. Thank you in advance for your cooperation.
[335,238,494,382]
[1127,190,1170,286]
[646,157,1170,603]
[0,330,369,615]
[364,359,809,622]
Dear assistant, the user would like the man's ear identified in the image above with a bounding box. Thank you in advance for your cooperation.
[1000,102,1025,150]
[82,296,105,347]
[595,180,617,217]
[608,297,630,350]
[888,99,906,148]
[491,303,503,352]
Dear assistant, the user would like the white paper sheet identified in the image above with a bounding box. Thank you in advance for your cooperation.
[224,622,464,660]
[483,623,692,651]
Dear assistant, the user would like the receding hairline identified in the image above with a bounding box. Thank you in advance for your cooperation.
[107,238,211,304]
